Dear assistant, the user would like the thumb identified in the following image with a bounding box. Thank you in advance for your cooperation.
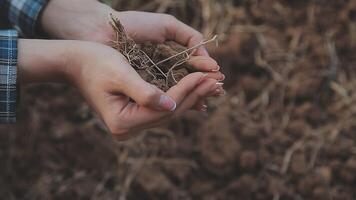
[120,73,176,111]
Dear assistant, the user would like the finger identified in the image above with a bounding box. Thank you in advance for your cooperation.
[107,74,221,139]
[166,72,207,104]
[114,72,207,128]
[175,78,220,115]
[144,79,217,126]
[193,100,208,112]
[188,56,219,72]
[204,72,225,81]
[119,66,176,111]
[211,86,226,96]
[192,84,225,113]
[165,17,209,56]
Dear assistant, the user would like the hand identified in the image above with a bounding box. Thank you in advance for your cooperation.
[41,0,225,110]
[18,39,223,138]
[41,0,209,56]
[41,0,223,71]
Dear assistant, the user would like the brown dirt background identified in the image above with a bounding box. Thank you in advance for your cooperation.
[1,0,356,199]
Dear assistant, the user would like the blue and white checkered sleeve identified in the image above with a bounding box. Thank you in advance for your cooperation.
[0,30,18,123]
[4,0,49,38]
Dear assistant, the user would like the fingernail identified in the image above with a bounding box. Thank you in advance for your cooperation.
[215,88,226,96]
[219,74,226,81]
[201,105,208,112]
[199,73,209,84]
[216,82,224,86]
[159,95,176,111]
[212,65,220,72]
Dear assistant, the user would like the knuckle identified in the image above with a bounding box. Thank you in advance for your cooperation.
[193,32,204,43]
[107,122,120,134]
[163,14,176,21]
[161,14,179,39]
[196,32,204,39]
[108,124,130,136]
[141,89,159,106]
[196,90,206,99]
[105,118,129,136]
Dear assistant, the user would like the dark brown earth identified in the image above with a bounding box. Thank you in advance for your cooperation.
[110,16,191,91]
[1,0,356,199]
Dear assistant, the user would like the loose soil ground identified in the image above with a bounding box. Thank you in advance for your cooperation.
[0,0,356,199]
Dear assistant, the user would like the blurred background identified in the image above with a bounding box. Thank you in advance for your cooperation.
[1,0,356,199]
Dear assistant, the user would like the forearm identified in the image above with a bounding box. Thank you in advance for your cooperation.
[18,39,71,84]
[0,31,73,122]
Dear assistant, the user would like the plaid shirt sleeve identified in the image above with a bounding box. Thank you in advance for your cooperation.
[0,30,18,123]
[3,0,49,38]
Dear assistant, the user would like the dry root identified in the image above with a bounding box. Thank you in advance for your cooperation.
[109,14,218,91]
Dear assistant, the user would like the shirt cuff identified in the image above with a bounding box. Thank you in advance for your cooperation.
[6,0,49,38]
[0,30,18,123]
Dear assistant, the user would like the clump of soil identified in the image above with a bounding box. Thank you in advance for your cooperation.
[109,15,192,91]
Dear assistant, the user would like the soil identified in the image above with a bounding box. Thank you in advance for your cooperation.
[110,16,191,91]
[1,0,356,200]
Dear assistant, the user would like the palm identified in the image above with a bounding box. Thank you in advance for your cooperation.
[105,95,163,132]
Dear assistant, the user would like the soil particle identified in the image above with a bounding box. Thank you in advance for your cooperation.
[226,175,257,198]
[137,166,173,194]
[268,177,286,198]
[340,158,356,183]
[290,152,307,175]
[316,166,333,184]
[329,159,342,173]
[239,126,261,143]
[198,105,241,176]
[239,151,258,170]
[286,119,311,139]
[312,186,330,200]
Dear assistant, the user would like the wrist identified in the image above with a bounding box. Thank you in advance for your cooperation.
[17,39,72,84]
[41,0,113,42]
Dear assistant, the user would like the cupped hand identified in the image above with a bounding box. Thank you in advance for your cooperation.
[67,42,221,137]
[18,39,222,138]
[41,0,225,111]
[65,41,222,138]
[113,11,210,56]
[42,1,208,56]
[41,1,223,72]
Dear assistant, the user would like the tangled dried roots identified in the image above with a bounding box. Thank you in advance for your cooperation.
[109,14,218,91]
[110,14,192,91]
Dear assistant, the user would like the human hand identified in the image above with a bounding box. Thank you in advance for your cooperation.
[41,0,225,110]
[41,0,224,75]
[42,1,208,55]
[41,0,225,111]
[18,39,223,138]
